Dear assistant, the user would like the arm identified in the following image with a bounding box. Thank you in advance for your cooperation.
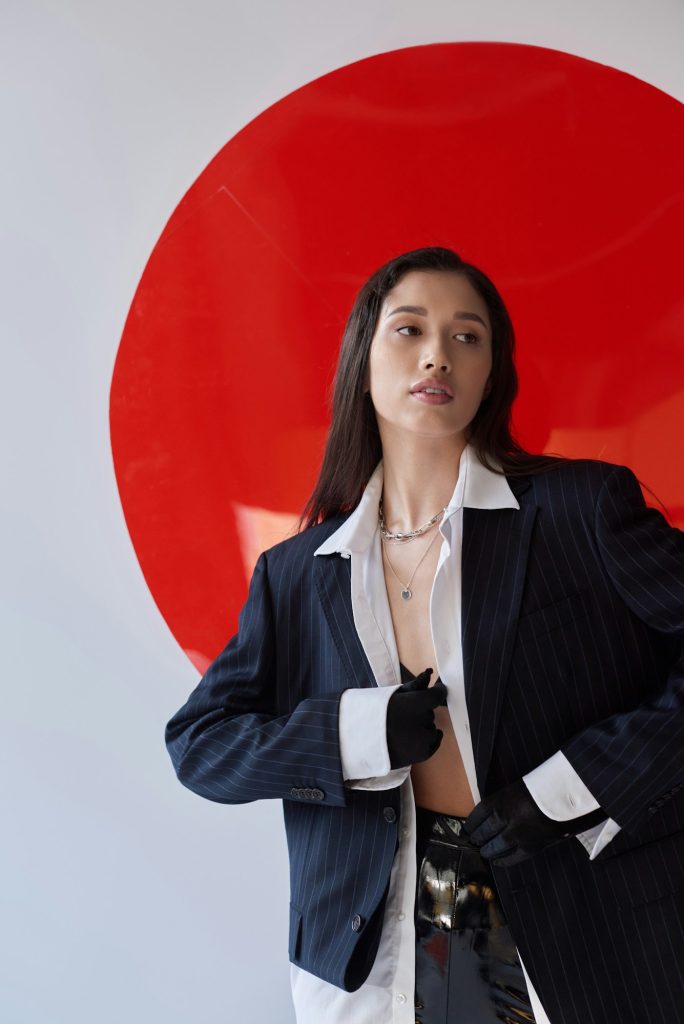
[523,749,622,859]
[465,463,683,864]
[164,551,349,807]
[560,464,684,836]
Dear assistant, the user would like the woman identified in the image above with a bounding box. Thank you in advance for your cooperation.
[165,247,684,1024]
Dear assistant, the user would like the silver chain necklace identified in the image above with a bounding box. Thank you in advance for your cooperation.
[378,498,448,542]
[377,456,465,600]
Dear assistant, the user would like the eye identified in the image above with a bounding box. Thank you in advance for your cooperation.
[396,325,480,345]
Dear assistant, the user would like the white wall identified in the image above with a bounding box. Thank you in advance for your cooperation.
[2,2,683,1021]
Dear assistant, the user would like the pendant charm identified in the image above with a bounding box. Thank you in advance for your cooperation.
[401,587,412,601]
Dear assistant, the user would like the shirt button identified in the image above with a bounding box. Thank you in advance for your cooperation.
[397,911,406,921]
[396,993,407,1004]
[401,826,410,838]
[464,722,470,732]
[568,795,576,808]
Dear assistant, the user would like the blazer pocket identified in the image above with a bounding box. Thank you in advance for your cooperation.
[289,903,303,962]
[592,829,684,910]
[516,588,592,642]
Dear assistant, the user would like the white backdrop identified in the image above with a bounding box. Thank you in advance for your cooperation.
[2,2,683,1021]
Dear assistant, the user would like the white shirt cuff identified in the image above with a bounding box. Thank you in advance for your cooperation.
[522,749,622,859]
[573,818,623,859]
[338,685,410,790]
[522,748,601,818]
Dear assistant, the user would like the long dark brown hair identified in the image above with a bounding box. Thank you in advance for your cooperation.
[296,246,662,532]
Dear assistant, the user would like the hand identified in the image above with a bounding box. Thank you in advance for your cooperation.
[462,778,608,867]
[386,667,448,769]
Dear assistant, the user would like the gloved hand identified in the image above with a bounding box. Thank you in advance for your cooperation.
[386,667,448,769]
[462,778,608,867]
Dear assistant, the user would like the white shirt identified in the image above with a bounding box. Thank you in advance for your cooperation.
[290,443,621,1024]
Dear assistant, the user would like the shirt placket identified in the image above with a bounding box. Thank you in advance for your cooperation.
[430,509,481,805]
[352,534,420,1022]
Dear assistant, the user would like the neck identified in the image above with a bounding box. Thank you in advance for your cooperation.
[380,432,468,531]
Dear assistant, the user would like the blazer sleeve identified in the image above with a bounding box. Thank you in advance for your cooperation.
[559,464,684,836]
[164,551,350,807]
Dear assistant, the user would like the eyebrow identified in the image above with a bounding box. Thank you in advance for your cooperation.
[384,305,488,328]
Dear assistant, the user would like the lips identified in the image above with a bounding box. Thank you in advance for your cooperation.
[409,378,454,397]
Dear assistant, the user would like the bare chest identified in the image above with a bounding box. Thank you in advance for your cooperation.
[381,532,475,815]
[381,535,443,677]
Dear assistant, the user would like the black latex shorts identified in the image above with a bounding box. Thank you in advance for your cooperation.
[414,805,537,1024]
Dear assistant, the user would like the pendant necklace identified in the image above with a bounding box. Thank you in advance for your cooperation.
[380,519,444,601]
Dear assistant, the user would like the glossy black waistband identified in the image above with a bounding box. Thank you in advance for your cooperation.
[415,805,478,849]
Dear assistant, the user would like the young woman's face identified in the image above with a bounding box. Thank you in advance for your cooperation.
[364,270,493,443]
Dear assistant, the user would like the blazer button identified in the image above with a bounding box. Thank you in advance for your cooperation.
[351,914,363,932]
[304,788,314,799]
[311,788,325,800]
[383,807,397,823]
[290,787,301,798]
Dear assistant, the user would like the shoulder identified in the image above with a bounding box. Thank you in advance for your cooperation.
[522,456,636,499]
[510,457,643,526]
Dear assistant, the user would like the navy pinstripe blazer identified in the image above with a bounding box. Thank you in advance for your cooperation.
[165,458,684,1024]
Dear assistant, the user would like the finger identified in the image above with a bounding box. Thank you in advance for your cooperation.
[461,800,491,836]
[400,667,433,692]
[467,813,505,846]
[427,729,443,756]
[425,680,448,707]
[479,834,517,861]
[464,804,508,844]
[491,846,531,868]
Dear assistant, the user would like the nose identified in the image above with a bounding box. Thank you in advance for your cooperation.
[422,348,450,373]
[420,331,451,372]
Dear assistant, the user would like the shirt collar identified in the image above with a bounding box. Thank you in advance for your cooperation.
[313,442,520,557]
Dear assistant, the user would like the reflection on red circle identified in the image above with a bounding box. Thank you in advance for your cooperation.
[110,41,684,670]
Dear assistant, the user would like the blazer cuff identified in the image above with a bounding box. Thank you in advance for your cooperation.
[338,684,410,790]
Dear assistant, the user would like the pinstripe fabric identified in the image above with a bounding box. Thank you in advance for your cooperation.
[165,457,684,1022]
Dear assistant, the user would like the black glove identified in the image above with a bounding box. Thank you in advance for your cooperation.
[462,778,608,867]
[386,667,448,769]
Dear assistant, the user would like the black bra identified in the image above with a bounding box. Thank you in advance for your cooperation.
[399,661,442,686]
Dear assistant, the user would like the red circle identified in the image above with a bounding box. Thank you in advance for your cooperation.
[110,41,684,669]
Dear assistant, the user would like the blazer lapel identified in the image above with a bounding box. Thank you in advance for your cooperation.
[461,474,537,795]
[313,553,378,690]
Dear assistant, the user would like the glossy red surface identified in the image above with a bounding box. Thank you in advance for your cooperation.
[110,42,684,670]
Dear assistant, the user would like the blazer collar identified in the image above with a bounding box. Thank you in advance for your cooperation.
[313,442,522,557]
